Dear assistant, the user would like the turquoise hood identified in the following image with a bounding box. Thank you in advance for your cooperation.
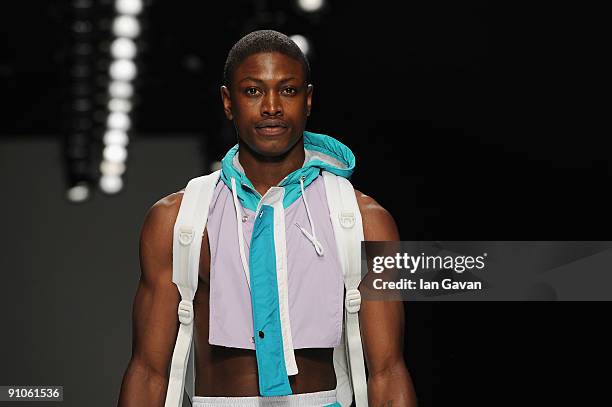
[220,130,355,211]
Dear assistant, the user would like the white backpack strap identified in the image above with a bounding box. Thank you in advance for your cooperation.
[323,171,369,407]
[165,170,221,407]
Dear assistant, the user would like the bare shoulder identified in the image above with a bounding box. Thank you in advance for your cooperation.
[153,189,185,212]
[354,189,399,241]
[353,189,395,226]
[139,190,185,274]
[143,190,185,232]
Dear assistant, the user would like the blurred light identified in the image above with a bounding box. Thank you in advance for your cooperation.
[112,15,140,38]
[73,98,92,112]
[108,98,132,113]
[115,0,143,15]
[103,144,128,162]
[72,20,93,33]
[109,81,133,98]
[66,183,90,202]
[73,0,94,8]
[211,161,222,171]
[73,43,93,55]
[297,0,324,12]
[290,34,310,55]
[103,129,129,146]
[183,54,203,72]
[71,64,91,78]
[99,174,124,194]
[109,59,137,81]
[100,0,143,198]
[71,83,93,95]
[111,37,137,59]
[72,0,93,8]
[100,160,126,176]
[107,111,131,130]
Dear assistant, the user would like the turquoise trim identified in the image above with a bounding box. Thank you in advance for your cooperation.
[220,131,355,211]
[249,205,292,396]
[323,403,342,407]
[219,144,262,211]
[302,131,355,179]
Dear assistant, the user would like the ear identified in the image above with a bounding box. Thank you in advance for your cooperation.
[220,85,233,120]
[306,84,313,117]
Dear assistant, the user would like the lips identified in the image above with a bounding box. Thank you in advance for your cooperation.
[255,119,288,128]
[255,119,289,136]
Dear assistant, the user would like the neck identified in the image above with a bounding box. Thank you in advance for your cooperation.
[237,138,305,196]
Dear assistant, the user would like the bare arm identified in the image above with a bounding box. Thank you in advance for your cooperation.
[356,190,418,407]
[117,192,184,407]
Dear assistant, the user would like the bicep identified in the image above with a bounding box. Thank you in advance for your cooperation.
[130,197,182,378]
[356,191,406,375]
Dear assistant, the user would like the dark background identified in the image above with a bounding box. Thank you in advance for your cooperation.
[0,0,607,406]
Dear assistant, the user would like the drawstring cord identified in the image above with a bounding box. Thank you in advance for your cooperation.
[297,176,324,256]
[232,176,324,263]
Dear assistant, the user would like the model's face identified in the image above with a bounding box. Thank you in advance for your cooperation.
[221,52,313,157]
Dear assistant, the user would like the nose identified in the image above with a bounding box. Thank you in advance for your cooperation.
[261,91,282,117]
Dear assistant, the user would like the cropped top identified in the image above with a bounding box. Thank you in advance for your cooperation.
[207,174,344,349]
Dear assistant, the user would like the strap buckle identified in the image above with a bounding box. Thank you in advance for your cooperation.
[345,289,361,313]
[339,211,355,229]
[178,300,194,325]
[178,227,194,246]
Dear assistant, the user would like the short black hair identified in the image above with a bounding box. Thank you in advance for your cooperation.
[223,30,311,87]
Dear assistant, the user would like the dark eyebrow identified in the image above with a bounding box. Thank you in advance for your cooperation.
[238,76,263,84]
[238,76,299,84]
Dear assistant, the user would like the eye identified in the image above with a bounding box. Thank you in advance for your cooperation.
[281,87,297,96]
[245,87,261,96]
